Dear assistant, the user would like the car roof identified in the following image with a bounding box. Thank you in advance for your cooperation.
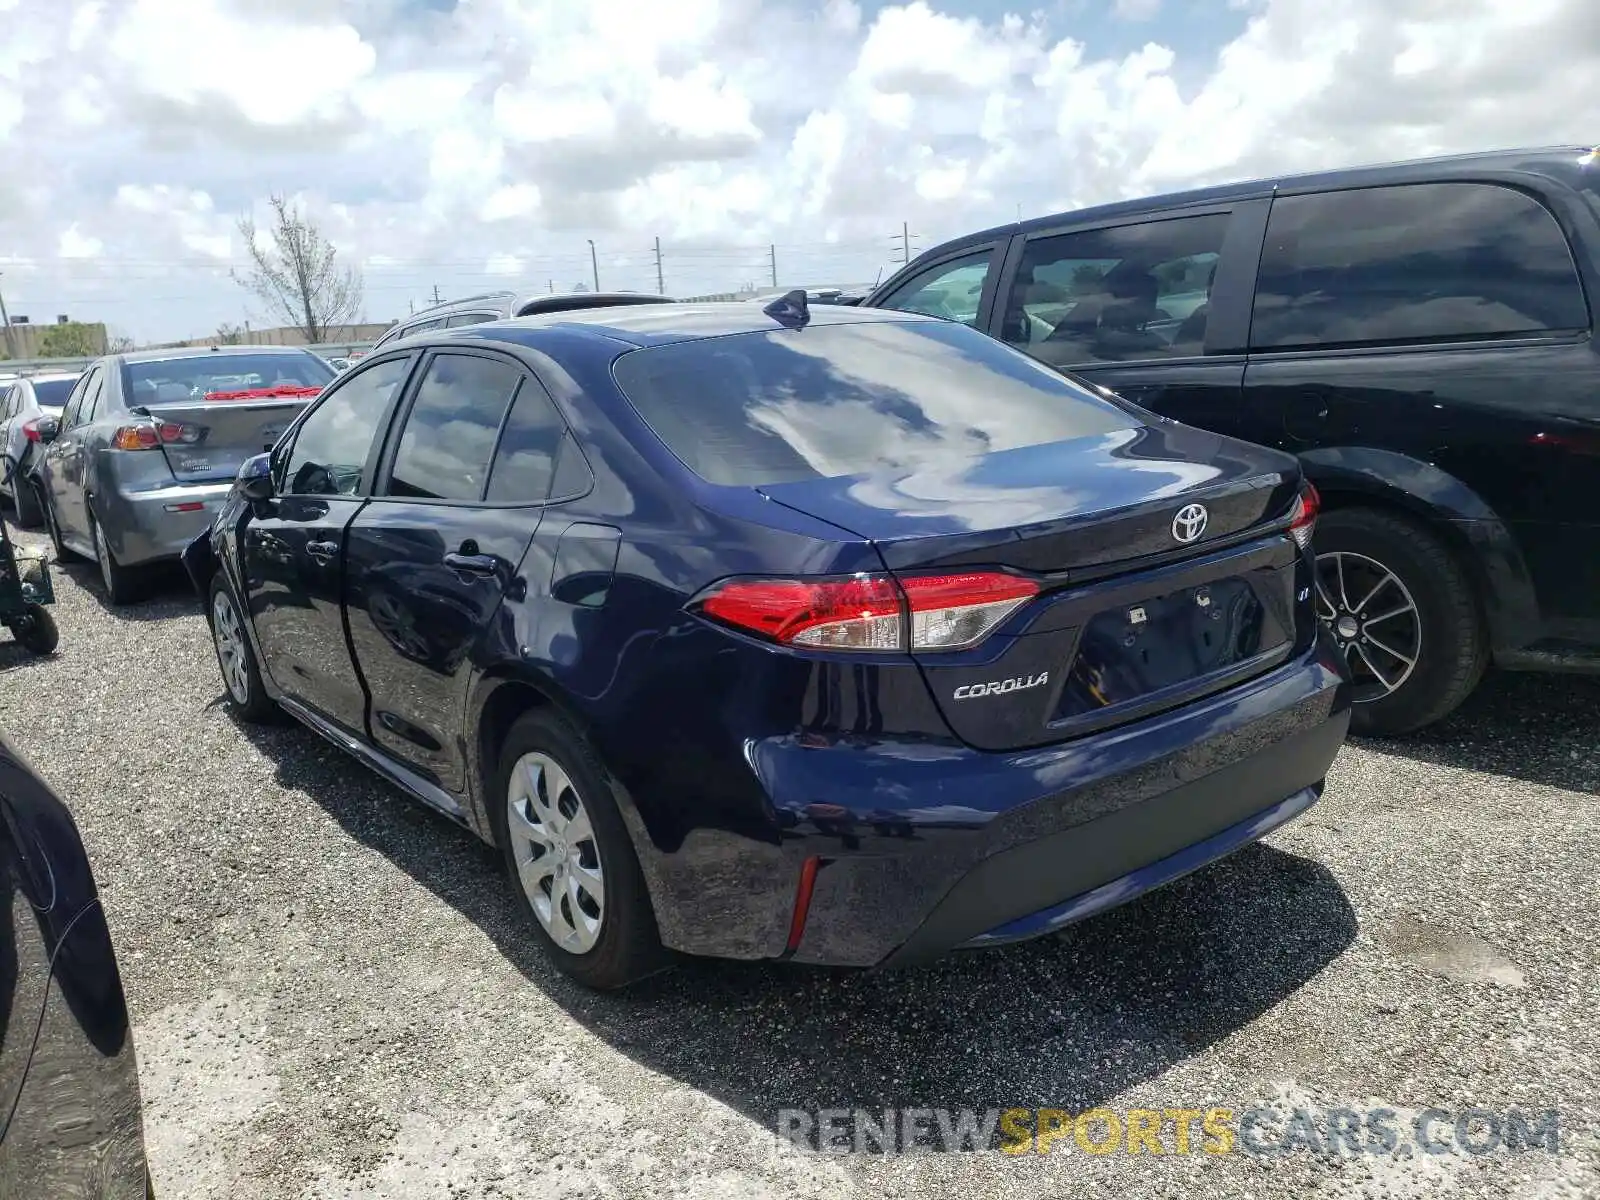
[456,300,935,350]
[21,371,80,383]
[117,345,324,365]
[921,144,1600,256]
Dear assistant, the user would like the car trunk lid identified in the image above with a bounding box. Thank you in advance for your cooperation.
[141,388,319,483]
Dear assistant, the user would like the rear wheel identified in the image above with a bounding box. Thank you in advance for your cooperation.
[1314,507,1486,737]
[12,476,43,528]
[491,709,667,989]
[12,604,58,656]
[209,573,279,723]
[42,491,80,563]
[90,510,143,605]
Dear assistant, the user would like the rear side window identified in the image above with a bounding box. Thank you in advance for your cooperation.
[1002,214,1230,365]
[485,381,568,502]
[445,312,496,328]
[1252,183,1589,350]
[282,357,411,496]
[611,319,1133,487]
[387,353,523,501]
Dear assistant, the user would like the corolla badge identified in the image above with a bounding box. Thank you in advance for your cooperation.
[1171,502,1209,544]
[952,672,1049,701]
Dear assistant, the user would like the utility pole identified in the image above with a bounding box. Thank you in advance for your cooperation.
[654,237,665,295]
[548,279,554,294]
[0,273,13,359]
[430,284,443,305]
[893,222,918,265]
[587,239,599,292]
[769,244,777,288]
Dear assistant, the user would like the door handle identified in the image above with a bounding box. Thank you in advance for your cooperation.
[443,551,497,576]
[305,539,339,561]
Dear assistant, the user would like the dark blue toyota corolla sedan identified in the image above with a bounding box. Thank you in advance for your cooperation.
[185,297,1351,988]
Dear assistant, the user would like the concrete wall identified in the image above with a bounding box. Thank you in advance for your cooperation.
[0,321,109,359]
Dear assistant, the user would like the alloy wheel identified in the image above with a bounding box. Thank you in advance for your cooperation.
[211,589,251,704]
[94,521,114,594]
[506,751,606,954]
[1315,550,1422,704]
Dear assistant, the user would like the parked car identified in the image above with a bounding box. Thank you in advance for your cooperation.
[33,346,336,604]
[371,289,678,351]
[0,729,150,1198]
[0,372,78,527]
[185,296,1350,989]
[864,145,1600,735]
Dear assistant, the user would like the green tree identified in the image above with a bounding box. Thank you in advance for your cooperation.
[37,322,100,358]
[233,195,362,344]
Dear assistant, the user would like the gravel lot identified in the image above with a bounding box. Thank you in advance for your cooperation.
[2,515,1597,1199]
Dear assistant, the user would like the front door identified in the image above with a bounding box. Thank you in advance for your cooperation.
[243,354,415,733]
[344,350,562,792]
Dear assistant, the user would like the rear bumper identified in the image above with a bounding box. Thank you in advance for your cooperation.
[651,635,1350,967]
[96,482,233,567]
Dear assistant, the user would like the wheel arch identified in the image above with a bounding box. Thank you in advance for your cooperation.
[1299,446,1541,655]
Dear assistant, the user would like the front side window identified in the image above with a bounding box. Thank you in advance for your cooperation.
[876,252,993,327]
[1251,183,1589,350]
[386,353,523,501]
[281,356,411,496]
[1002,214,1230,366]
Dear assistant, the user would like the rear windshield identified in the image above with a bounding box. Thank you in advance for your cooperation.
[128,354,335,406]
[610,318,1134,486]
[30,378,77,408]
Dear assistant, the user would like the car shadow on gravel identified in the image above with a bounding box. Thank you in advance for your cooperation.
[53,561,199,621]
[237,714,1358,1143]
[1352,669,1600,793]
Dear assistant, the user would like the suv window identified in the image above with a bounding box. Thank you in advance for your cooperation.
[485,380,568,502]
[876,252,992,327]
[611,319,1132,487]
[1001,213,1230,366]
[445,312,497,328]
[1252,183,1588,350]
[281,357,411,496]
[387,353,523,501]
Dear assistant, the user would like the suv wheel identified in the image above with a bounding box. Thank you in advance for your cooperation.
[209,573,280,722]
[89,510,143,605]
[1314,508,1486,736]
[491,709,667,989]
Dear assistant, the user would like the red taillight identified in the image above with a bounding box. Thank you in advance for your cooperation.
[691,570,1039,652]
[1288,481,1320,549]
[111,420,203,450]
[21,420,43,442]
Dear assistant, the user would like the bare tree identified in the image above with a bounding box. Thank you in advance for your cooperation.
[233,195,362,344]
[215,322,245,345]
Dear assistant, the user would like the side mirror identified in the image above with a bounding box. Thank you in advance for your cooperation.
[236,452,275,503]
[31,416,59,444]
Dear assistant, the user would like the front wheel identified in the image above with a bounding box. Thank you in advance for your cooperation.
[12,604,58,656]
[492,709,668,989]
[1314,508,1487,737]
[209,573,279,723]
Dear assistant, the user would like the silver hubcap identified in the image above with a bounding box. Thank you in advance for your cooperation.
[1315,550,1421,703]
[506,752,605,954]
[212,591,251,704]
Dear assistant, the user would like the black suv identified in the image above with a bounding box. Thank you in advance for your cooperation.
[372,290,676,349]
[867,145,1600,735]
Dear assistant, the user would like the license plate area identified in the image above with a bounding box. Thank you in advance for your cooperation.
[1055,572,1292,724]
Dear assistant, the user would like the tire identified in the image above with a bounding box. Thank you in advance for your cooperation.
[12,603,58,656]
[490,709,667,989]
[208,572,280,723]
[1314,507,1487,737]
[42,491,80,563]
[89,509,143,606]
[12,477,42,528]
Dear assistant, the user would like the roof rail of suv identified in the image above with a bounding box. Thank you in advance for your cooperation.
[407,290,521,319]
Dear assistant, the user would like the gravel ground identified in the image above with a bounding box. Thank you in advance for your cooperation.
[1,517,1598,1199]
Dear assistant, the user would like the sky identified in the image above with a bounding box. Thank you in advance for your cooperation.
[1,0,1598,345]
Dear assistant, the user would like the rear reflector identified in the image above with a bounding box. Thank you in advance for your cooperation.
[163,502,206,513]
[1288,481,1320,549]
[785,856,821,954]
[690,570,1039,652]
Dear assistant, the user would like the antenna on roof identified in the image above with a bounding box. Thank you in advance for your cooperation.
[762,288,811,330]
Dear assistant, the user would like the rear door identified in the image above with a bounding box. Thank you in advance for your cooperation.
[1241,180,1600,633]
[243,354,415,733]
[985,202,1267,437]
[343,349,564,791]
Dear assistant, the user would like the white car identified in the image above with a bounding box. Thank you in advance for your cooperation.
[1,371,79,526]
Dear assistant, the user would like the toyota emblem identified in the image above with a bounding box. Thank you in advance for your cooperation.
[1171,503,1209,544]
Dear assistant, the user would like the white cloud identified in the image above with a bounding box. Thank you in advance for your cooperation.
[0,0,1597,342]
